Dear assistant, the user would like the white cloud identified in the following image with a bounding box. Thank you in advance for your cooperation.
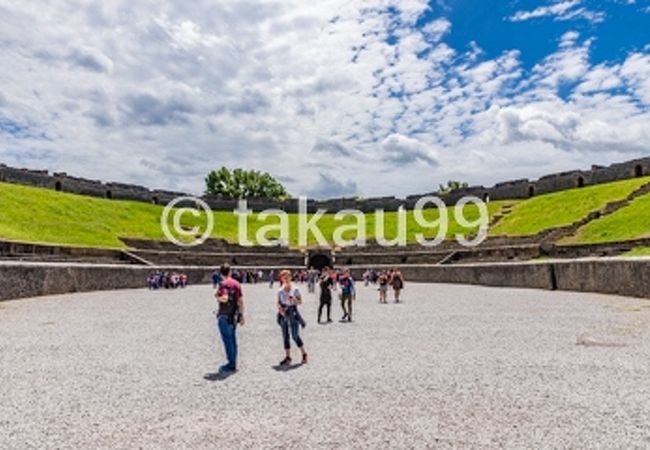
[421,18,451,42]
[381,133,438,166]
[0,0,649,198]
[509,1,605,24]
[620,53,650,104]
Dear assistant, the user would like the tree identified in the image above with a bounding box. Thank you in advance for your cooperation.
[205,167,290,199]
[438,180,469,194]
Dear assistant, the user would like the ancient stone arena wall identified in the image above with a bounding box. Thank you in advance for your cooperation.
[2,258,650,301]
[1,156,649,211]
[0,262,306,301]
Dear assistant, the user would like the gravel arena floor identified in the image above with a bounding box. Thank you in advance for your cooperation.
[2,282,650,449]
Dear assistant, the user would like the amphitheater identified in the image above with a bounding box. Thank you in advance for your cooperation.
[2,158,650,448]
[2,156,650,300]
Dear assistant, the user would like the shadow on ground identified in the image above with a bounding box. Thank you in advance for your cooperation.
[272,363,303,372]
[203,371,237,381]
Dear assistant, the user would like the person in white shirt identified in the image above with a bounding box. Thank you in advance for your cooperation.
[277,270,308,366]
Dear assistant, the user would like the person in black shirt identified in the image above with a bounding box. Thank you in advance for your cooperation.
[318,267,334,323]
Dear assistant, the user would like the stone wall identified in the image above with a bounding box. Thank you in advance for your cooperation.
[2,156,649,212]
[0,240,139,264]
[3,258,650,302]
[347,258,650,299]
[348,263,554,291]
[552,258,650,298]
[131,250,305,267]
[0,262,304,301]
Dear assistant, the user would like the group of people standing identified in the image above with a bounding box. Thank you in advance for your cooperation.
[267,268,319,292]
[147,271,188,290]
[376,269,405,303]
[361,268,405,303]
[212,268,264,286]
[212,264,308,374]
[211,264,405,375]
[316,267,356,323]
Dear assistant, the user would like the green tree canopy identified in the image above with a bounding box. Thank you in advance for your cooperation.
[438,180,469,194]
[205,167,290,199]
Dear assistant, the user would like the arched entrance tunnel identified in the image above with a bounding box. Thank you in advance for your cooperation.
[307,252,332,270]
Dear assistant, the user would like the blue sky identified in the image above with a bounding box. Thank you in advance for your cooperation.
[438,1,649,68]
[0,0,649,198]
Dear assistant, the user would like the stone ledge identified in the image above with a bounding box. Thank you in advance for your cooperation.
[2,258,650,301]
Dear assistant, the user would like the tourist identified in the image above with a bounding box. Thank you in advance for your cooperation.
[214,263,245,373]
[391,269,405,303]
[339,268,355,322]
[146,271,189,290]
[318,267,334,323]
[232,270,243,283]
[307,267,317,293]
[170,272,180,288]
[146,272,157,289]
[378,271,389,303]
[370,269,379,284]
[276,270,308,365]
[269,269,275,288]
[211,269,222,288]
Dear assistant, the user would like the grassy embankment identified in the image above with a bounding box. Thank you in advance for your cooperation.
[489,176,650,238]
[2,175,649,250]
[0,181,509,248]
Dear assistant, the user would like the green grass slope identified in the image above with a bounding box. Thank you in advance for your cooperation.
[0,181,231,248]
[561,190,650,245]
[0,181,509,248]
[489,177,650,237]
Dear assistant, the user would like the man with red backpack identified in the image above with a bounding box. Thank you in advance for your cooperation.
[215,263,245,374]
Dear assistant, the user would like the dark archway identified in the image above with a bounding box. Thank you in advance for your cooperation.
[635,165,643,177]
[153,196,159,205]
[528,185,535,197]
[308,253,332,270]
[55,181,62,192]
[483,192,490,202]
[577,176,585,188]
[106,190,113,199]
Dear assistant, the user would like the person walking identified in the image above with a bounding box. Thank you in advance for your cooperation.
[307,267,317,294]
[391,269,405,303]
[378,271,389,303]
[339,268,355,322]
[269,269,275,289]
[363,269,370,287]
[214,264,244,374]
[318,267,334,323]
[277,270,308,365]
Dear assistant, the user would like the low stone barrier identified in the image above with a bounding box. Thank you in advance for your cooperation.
[0,262,302,301]
[349,263,554,291]
[552,258,650,298]
[349,258,650,299]
[2,258,650,302]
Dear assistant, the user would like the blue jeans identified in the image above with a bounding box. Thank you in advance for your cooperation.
[280,313,304,350]
[218,315,237,371]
